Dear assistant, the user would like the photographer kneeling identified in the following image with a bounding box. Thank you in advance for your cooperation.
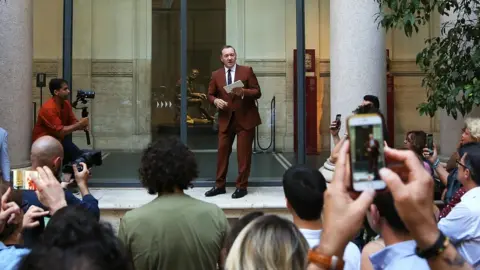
[32,78,89,169]
[22,136,99,247]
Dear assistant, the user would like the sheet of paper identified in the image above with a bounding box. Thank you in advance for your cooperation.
[223,80,244,93]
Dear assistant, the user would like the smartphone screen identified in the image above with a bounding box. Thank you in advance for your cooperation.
[11,170,38,191]
[426,134,433,151]
[348,114,386,191]
[335,114,341,122]
[331,114,341,129]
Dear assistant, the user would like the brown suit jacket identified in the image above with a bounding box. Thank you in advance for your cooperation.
[207,65,262,133]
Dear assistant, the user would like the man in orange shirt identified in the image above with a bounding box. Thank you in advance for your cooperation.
[32,78,89,165]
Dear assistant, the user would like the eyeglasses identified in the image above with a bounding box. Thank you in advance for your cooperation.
[456,160,467,168]
[456,159,476,178]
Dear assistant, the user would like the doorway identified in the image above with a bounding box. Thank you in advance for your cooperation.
[151,0,225,150]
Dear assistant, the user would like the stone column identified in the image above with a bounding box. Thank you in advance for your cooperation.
[330,0,386,127]
[0,0,33,168]
[320,0,386,181]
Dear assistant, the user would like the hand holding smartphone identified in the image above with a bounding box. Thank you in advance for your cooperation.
[426,133,434,154]
[330,114,342,130]
[347,113,386,191]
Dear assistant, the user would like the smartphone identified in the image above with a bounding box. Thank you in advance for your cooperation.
[335,114,341,123]
[330,114,342,130]
[426,133,433,152]
[347,113,386,191]
[12,170,38,191]
[335,114,342,127]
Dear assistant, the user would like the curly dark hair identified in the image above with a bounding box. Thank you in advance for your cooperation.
[139,136,198,195]
[19,205,132,270]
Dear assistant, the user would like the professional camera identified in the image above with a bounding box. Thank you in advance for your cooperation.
[62,150,103,174]
[77,90,95,100]
[73,90,95,109]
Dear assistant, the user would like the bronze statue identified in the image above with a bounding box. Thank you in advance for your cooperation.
[175,69,214,123]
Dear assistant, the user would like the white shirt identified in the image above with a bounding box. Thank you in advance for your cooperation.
[438,186,480,269]
[300,228,361,270]
[224,64,236,85]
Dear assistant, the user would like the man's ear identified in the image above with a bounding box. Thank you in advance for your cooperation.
[465,168,472,181]
[53,156,62,171]
[285,198,292,211]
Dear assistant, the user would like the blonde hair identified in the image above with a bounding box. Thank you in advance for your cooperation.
[465,117,480,141]
[225,215,309,270]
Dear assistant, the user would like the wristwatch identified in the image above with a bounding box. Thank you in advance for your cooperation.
[415,231,449,259]
[308,248,345,270]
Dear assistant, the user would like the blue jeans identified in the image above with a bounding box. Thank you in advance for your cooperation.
[62,135,83,165]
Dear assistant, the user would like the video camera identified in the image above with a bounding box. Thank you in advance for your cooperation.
[76,90,95,101]
[62,150,103,174]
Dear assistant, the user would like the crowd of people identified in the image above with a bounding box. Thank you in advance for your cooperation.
[0,47,478,270]
[0,126,478,269]
[0,101,478,269]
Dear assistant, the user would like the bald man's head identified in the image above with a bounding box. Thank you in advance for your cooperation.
[31,136,64,172]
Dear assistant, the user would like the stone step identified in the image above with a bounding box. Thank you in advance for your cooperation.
[87,187,289,233]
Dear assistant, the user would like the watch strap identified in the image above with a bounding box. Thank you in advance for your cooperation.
[415,231,449,259]
[308,249,345,270]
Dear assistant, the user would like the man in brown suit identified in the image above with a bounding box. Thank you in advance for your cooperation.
[365,133,380,177]
[204,45,261,199]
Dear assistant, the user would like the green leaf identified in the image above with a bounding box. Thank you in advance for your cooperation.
[451,109,458,120]
[376,0,480,119]
[404,13,415,25]
[404,23,413,37]
[467,71,474,79]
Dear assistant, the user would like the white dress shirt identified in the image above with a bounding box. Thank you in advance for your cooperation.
[438,186,480,269]
[224,64,236,85]
[300,228,361,270]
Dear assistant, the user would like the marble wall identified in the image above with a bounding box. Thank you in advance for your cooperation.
[32,0,441,152]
